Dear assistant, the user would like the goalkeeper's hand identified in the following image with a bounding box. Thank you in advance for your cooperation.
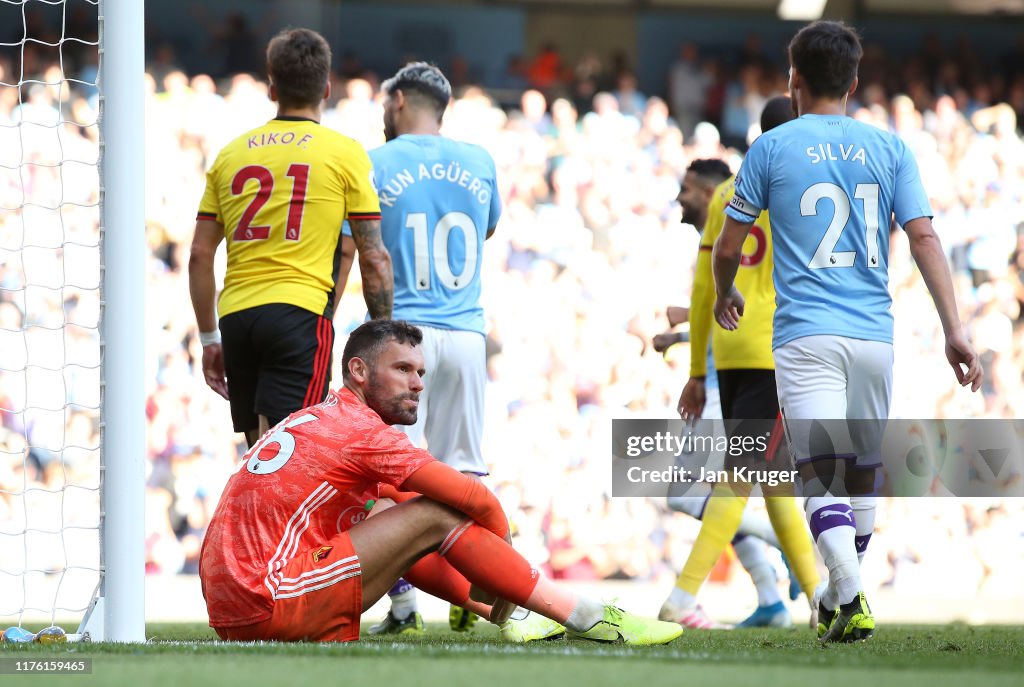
[487,596,516,625]
[468,585,515,624]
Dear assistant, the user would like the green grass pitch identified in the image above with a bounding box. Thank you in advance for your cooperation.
[2,623,1021,687]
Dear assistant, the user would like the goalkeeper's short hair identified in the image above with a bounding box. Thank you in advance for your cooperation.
[342,320,424,381]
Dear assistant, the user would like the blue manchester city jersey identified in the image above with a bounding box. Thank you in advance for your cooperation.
[724,115,932,349]
[345,134,501,334]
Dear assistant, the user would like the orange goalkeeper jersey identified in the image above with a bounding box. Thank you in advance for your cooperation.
[199,388,434,628]
[197,117,381,319]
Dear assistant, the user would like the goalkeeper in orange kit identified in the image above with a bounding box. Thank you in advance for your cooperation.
[200,320,683,645]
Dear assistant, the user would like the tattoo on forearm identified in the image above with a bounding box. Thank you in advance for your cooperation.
[363,280,393,320]
[350,219,394,319]
[350,218,383,253]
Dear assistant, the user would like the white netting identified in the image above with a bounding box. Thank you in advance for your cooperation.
[0,0,101,629]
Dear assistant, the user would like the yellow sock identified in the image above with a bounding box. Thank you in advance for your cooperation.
[764,494,820,598]
[675,486,747,595]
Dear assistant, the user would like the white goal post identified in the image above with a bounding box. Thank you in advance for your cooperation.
[0,0,145,643]
[85,0,146,643]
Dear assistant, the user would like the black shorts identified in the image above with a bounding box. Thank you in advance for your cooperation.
[717,369,788,471]
[717,369,779,421]
[219,303,334,433]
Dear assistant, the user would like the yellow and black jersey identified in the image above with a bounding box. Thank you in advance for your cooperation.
[690,176,776,376]
[198,116,380,319]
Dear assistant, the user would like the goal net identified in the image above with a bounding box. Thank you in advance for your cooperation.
[0,0,144,642]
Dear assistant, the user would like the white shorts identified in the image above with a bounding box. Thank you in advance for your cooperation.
[703,382,722,421]
[773,335,893,469]
[400,325,487,475]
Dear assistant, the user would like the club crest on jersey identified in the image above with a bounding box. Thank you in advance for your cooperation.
[335,506,369,533]
[311,546,333,563]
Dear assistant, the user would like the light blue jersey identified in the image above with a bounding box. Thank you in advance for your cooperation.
[345,134,501,334]
[725,115,932,349]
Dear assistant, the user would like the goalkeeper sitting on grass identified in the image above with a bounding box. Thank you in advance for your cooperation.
[200,319,682,646]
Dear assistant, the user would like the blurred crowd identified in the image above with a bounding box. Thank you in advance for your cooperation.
[0,20,1022,611]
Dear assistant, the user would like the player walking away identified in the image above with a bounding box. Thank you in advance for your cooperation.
[344,62,509,637]
[714,22,982,642]
[660,97,821,632]
[199,320,683,646]
[189,28,393,448]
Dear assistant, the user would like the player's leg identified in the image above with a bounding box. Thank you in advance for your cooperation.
[219,308,261,447]
[818,339,892,643]
[353,498,681,645]
[798,456,847,637]
[761,413,820,605]
[727,371,793,627]
[402,553,493,620]
[226,496,676,645]
[743,374,820,613]
[667,483,779,549]
[347,497,478,610]
[665,492,710,519]
[670,488,784,549]
[400,541,564,641]
[708,378,819,620]
[845,339,892,566]
[730,534,789,628]
[661,370,747,629]
[401,553,566,642]
[668,491,776,545]
[421,328,488,475]
[421,328,494,632]
[662,482,745,629]
[430,512,682,644]
[362,493,489,620]
[763,482,820,602]
[257,415,271,440]
[728,371,800,627]
[776,336,860,640]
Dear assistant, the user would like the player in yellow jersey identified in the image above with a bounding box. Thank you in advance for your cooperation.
[660,96,821,630]
[189,28,393,446]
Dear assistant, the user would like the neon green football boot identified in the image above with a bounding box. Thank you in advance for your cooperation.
[567,605,683,646]
[820,592,875,643]
[368,610,425,636]
[812,583,839,640]
[499,610,566,642]
[817,605,840,640]
[449,605,479,633]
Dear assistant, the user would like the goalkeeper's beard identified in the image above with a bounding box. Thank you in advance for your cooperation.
[366,375,419,426]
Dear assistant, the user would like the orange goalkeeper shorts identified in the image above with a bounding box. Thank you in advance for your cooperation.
[217,531,363,643]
